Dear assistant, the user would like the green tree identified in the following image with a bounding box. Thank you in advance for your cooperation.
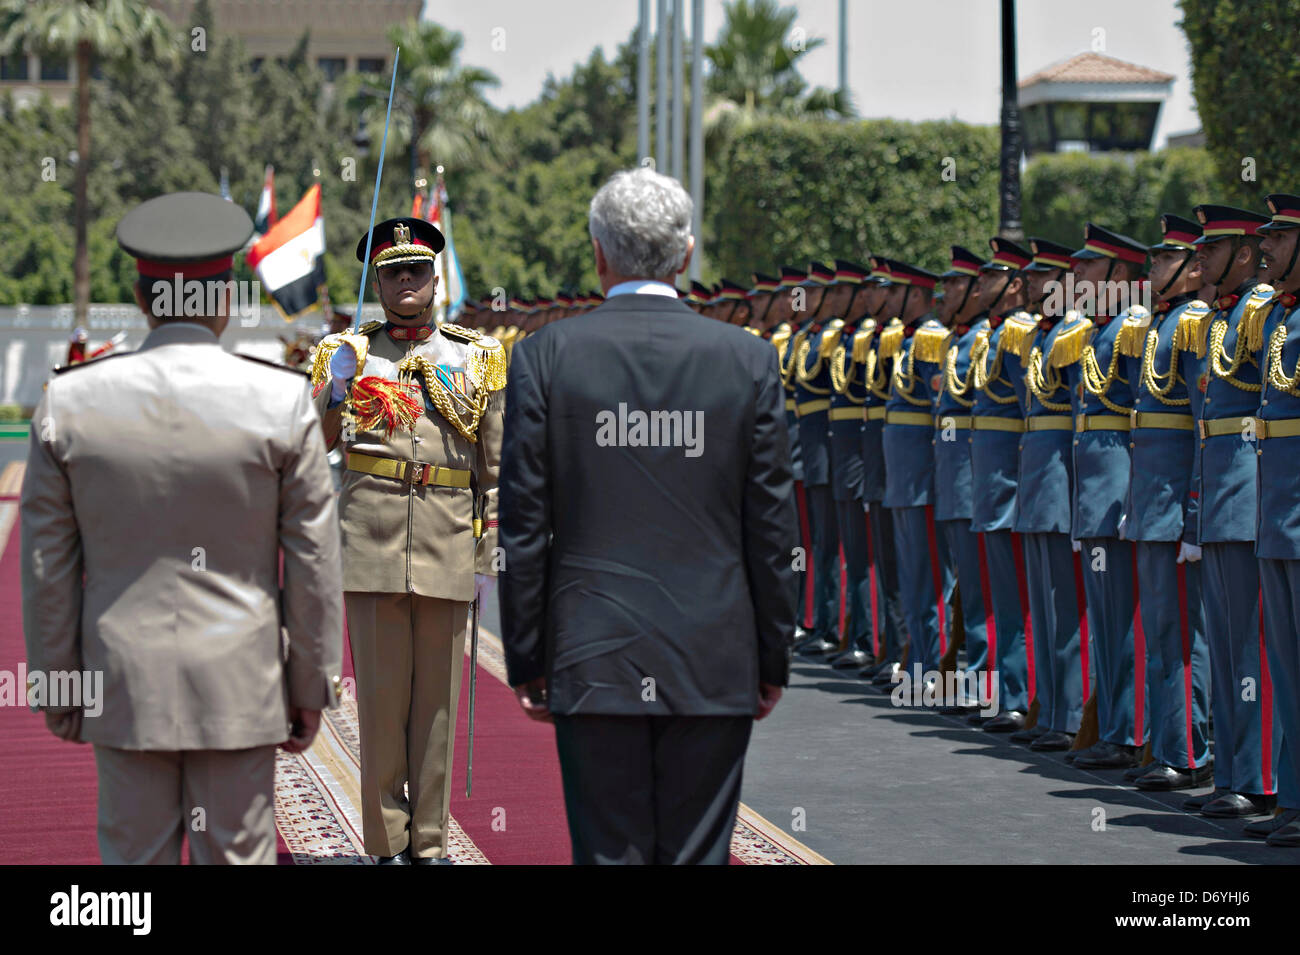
[0,0,176,325]
[1178,0,1300,204]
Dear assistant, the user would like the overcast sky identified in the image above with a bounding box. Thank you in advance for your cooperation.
[424,0,1200,147]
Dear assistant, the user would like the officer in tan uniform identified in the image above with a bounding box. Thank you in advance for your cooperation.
[311,217,505,865]
[21,191,345,865]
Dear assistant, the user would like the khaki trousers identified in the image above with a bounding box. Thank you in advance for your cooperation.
[94,744,278,865]
[346,592,467,859]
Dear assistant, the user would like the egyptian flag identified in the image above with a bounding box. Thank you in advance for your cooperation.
[253,165,277,235]
[246,183,326,321]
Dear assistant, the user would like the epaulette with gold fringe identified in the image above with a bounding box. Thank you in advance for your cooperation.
[1116,305,1154,358]
[1240,283,1277,353]
[357,320,384,336]
[851,320,878,363]
[818,318,846,357]
[309,331,371,387]
[878,319,905,359]
[998,311,1039,362]
[1047,311,1093,368]
[911,320,951,364]
[770,322,792,353]
[1173,301,1213,358]
[438,322,481,343]
[466,335,508,392]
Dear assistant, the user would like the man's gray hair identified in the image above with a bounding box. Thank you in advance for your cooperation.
[588,167,694,281]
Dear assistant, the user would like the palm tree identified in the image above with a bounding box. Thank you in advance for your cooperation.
[357,19,499,187]
[1,0,174,326]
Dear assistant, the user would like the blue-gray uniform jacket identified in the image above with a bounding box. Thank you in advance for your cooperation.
[969,313,1032,532]
[933,318,988,522]
[829,321,868,502]
[794,319,841,487]
[775,322,804,481]
[882,317,943,508]
[1181,280,1274,544]
[859,319,889,502]
[1119,294,1205,543]
[1257,291,1300,558]
[1014,313,1076,534]
[1057,309,1135,539]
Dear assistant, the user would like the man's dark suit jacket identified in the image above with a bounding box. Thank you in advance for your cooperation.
[498,291,798,716]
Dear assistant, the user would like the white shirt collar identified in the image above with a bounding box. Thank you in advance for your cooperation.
[606,279,681,299]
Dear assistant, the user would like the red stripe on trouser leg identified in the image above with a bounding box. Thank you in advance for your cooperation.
[925,505,945,655]
[1012,533,1035,704]
[865,510,878,658]
[1177,562,1194,770]
[1072,551,1090,702]
[795,481,813,629]
[1260,589,1275,794]
[837,544,847,644]
[977,533,997,702]
[1131,555,1145,744]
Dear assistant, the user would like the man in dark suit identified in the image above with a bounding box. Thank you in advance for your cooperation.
[498,167,799,865]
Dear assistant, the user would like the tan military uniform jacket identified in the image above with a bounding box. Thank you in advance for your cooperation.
[20,322,344,750]
[311,321,504,600]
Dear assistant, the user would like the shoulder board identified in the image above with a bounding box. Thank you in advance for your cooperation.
[818,318,847,357]
[358,320,384,336]
[851,321,877,363]
[1116,306,1155,359]
[998,312,1038,362]
[1174,301,1213,358]
[1047,314,1094,368]
[439,322,481,343]
[911,320,951,363]
[1242,284,1278,352]
[237,353,308,377]
[52,352,129,376]
[878,320,905,359]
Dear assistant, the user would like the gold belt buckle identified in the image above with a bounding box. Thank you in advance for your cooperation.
[406,461,427,486]
[1198,419,1207,440]
[1130,408,1138,429]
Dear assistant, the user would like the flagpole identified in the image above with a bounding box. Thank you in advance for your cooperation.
[353,47,401,332]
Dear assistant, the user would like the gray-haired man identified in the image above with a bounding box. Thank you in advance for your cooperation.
[497,167,799,864]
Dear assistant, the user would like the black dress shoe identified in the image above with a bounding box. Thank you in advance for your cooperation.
[1064,742,1102,765]
[1074,741,1140,770]
[1009,723,1048,743]
[983,710,1026,733]
[966,712,994,726]
[1245,808,1300,839]
[1266,820,1300,847]
[1123,762,1152,782]
[1030,730,1075,752]
[1201,792,1276,818]
[376,849,411,865]
[939,700,981,715]
[1135,763,1214,791]
[1182,787,1231,812]
[829,648,873,669]
[870,662,901,685]
[797,636,840,656]
[412,855,454,865]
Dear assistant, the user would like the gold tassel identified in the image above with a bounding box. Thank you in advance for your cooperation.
[770,322,792,354]
[1047,315,1094,368]
[1174,302,1212,359]
[309,331,370,387]
[998,312,1038,362]
[818,318,846,357]
[852,321,877,363]
[878,320,904,359]
[1241,284,1277,353]
[1116,306,1153,359]
[911,322,951,363]
[468,338,509,392]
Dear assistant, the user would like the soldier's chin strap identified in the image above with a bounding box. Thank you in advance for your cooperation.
[1276,233,1300,285]
[899,286,912,321]
[954,275,974,317]
[1156,250,1194,300]
[1208,237,1240,293]
[984,273,1012,317]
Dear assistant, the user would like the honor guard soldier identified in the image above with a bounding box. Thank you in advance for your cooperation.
[879,260,954,685]
[22,192,345,864]
[825,261,874,669]
[311,216,506,864]
[1253,193,1300,844]
[1172,204,1276,797]
[718,278,751,326]
[930,246,997,716]
[964,239,1040,735]
[793,262,845,656]
[1094,216,1209,781]
[1001,238,1076,736]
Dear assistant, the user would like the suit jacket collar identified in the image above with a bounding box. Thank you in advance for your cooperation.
[138,321,221,350]
[589,293,699,318]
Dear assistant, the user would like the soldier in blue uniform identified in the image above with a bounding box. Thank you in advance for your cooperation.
[1171,205,1277,799]
[929,246,995,715]
[1253,193,1300,845]
[793,263,846,656]
[880,261,953,688]
[1002,238,1077,736]
[962,239,1039,735]
[825,261,876,669]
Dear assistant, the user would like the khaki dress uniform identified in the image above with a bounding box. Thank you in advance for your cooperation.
[311,275,505,860]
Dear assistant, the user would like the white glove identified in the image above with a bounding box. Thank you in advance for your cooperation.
[329,341,357,401]
[1071,539,1082,553]
[473,573,496,605]
[863,502,870,514]
[1177,541,1202,564]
